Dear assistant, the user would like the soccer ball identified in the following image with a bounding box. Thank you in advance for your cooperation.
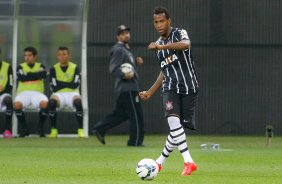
[120,63,134,76]
[136,158,158,180]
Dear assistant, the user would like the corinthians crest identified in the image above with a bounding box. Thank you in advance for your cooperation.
[65,73,71,78]
[165,101,173,111]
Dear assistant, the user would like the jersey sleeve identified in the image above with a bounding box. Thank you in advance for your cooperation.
[49,67,57,92]
[16,65,28,82]
[71,66,81,88]
[174,28,190,42]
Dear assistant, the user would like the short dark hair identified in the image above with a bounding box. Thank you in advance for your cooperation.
[24,46,38,56]
[153,6,170,19]
[58,46,69,53]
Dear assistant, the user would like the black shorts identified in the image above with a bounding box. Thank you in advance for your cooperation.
[162,91,198,130]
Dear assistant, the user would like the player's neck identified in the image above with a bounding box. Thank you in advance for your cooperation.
[118,41,130,49]
[60,62,69,67]
[161,27,172,40]
[26,61,36,65]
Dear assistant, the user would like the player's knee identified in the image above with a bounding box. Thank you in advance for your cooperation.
[3,96,13,109]
[48,99,58,110]
[167,116,182,130]
[73,98,82,111]
[40,101,48,109]
[13,102,23,110]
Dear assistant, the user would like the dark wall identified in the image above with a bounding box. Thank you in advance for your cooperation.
[1,1,280,135]
[87,0,282,135]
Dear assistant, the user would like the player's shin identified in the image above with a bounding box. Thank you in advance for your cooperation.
[4,97,13,131]
[75,110,83,128]
[74,99,83,128]
[39,108,48,128]
[5,109,13,131]
[15,109,29,137]
[156,134,177,167]
[48,99,57,128]
[15,109,27,129]
[168,116,194,163]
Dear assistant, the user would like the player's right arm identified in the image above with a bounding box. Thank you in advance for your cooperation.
[26,64,47,79]
[109,47,125,78]
[16,65,30,82]
[49,67,58,92]
[149,40,190,50]
[17,64,46,81]
[139,71,163,100]
[109,46,133,80]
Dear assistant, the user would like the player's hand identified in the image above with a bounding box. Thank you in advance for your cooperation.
[136,57,143,65]
[139,91,152,100]
[124,72,134,80]
[148,42,162,50]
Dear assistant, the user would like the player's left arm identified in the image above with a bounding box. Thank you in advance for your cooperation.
[148,29,191,50]
[68,66,81,89]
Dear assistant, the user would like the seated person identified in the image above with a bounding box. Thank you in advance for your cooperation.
[48,46,84,138]
[14,46,48,137]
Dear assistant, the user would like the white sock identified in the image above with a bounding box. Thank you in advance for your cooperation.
[156,134,177,166]
[168,116,194,163]
[182,149,194,163]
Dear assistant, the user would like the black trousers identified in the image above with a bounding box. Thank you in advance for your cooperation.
[93,91,144,146]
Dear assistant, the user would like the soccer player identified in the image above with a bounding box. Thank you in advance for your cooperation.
[0,48,13,138]
[14,46,48,137]
[92,25,144,146]
[139,7,199,176]
[48,47,84,138]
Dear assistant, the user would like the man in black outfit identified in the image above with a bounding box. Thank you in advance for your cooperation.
[14,46,48,137]
[93,25,144,146]
[139,7,199,176]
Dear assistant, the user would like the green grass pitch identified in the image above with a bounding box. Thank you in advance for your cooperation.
[0,135,281,184]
